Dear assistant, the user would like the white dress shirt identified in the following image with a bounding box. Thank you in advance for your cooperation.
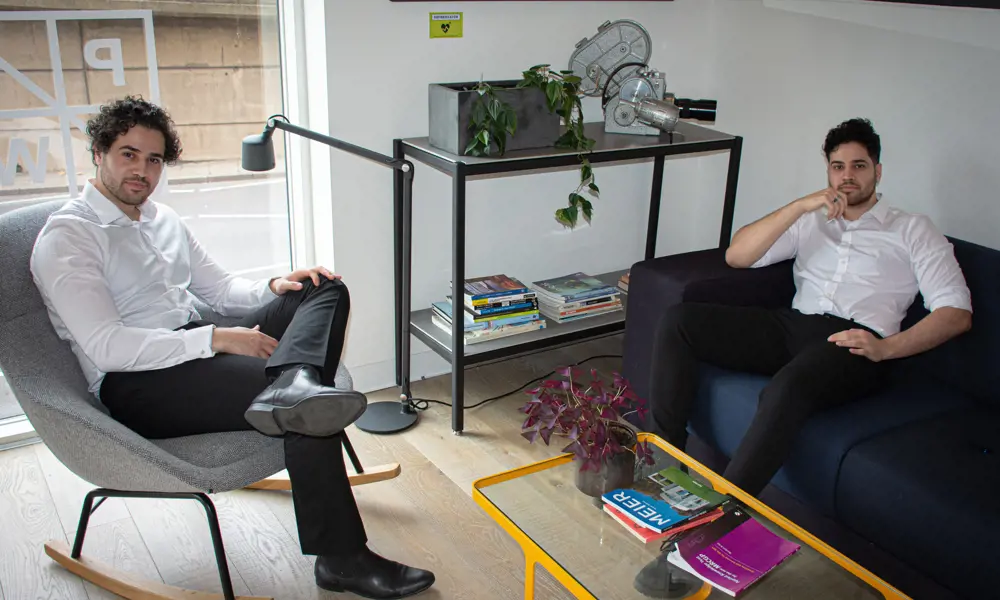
[752,196,972,337]
[30,181,277,396]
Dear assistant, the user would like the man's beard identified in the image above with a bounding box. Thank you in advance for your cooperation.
[835,179,876,206]
[101,169,151,207]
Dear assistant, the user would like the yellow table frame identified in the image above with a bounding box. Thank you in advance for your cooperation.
[472,432,910,600]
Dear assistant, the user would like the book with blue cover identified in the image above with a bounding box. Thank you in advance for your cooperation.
[601,488,689,533]
[432,300,540,329]
[530,272,620,302]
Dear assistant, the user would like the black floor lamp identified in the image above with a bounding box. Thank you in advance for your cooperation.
[242,114,419,434]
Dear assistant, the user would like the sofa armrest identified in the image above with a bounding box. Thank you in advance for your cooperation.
[621,248,795,408]
[629,247,795,309]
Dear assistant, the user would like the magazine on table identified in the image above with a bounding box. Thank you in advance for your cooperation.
[667,505,800,596]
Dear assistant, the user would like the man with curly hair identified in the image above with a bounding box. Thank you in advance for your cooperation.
[29,96,435,598]
[648,118,973,497]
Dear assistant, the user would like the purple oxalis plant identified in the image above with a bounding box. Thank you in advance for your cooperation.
[520,366,656,472]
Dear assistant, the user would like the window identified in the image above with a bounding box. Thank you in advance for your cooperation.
[0,1,292,436]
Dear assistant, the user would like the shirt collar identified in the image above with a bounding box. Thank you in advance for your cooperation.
[866,193,888,224]
[82,180,159,225]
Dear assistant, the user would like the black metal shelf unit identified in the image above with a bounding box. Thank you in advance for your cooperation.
[393,120,743,433]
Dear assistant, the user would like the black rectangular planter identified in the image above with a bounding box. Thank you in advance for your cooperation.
[428,79,561,156]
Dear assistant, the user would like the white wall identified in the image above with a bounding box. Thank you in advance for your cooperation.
[325,0,1000,393]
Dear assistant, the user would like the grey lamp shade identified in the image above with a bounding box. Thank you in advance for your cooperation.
[241,132,276,172]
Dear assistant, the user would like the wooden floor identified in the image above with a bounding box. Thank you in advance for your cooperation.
[0,337,626,600]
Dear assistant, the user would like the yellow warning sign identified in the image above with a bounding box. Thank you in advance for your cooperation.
[430,12,462,39]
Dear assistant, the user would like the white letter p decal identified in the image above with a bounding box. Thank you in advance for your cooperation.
[84,38,126,86]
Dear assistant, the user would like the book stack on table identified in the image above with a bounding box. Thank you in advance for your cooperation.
[528,272,623,324]
[432,274,546,345]
[602,466,801,597]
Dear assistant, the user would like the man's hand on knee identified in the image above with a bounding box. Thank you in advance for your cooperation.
[212,325,279,359]
[269,266,341,295]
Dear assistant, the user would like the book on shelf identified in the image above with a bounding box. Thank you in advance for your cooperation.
[538,300,622,324]
[530,272,623,323]
[430,314,545,345]
[461,274,530,302]
[468,292,537,310]
[536,293,617,312]
[431,301,541,330]
[666,505,800,597]
[530,272,621,304]
[618,270,629,293]
[448,296,540,322]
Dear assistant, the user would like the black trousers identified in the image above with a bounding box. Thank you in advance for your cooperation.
[100,278,366,556]
[649,303,888,496]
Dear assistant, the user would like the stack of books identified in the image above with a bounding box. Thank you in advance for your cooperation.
[602,466,730,545]
[529,272,623,323]
[602,466,800,597]
[618,270,630,293]
[431,274,546,345]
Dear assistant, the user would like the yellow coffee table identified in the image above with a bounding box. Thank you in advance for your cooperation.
[472,432,910,600]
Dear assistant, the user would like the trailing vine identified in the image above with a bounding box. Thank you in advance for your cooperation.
[465,65,599,228]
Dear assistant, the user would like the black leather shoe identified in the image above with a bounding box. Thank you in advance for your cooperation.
[244,365,367,437]
[633,552,700,598]
[314,548,435,599]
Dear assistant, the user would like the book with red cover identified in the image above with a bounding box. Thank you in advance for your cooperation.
[667,506,800,596]
[603,504,726,544]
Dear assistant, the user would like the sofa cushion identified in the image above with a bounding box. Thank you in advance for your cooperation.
[898,237,1000,407]
[836,408,1000,600]
[689,364,972,516]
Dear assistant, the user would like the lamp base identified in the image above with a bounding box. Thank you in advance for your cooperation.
[355,401,418,434]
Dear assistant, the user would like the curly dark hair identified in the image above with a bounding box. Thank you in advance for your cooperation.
[86,95,182,166]
[823,118,880,164]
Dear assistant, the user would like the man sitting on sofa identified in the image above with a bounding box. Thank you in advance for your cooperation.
[649,117,973,497]
[30,96,435,598]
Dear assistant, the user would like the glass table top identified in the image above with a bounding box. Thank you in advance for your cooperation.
[475,435,891,599]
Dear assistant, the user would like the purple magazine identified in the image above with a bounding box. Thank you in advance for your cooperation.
[672,507,800,596]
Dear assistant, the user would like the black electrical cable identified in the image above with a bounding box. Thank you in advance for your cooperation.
[600,61,649,109]
[407,353,624,411]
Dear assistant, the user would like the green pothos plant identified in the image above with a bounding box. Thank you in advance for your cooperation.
[465,65,599,228]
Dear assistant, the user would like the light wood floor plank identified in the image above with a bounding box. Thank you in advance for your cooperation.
[210,490,328,599]
[124,495,253,597]
[32,444,131,535]
[71,517,164,600]
[0,445,88,599]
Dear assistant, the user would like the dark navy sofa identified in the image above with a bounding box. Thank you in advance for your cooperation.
[621,237,999,600]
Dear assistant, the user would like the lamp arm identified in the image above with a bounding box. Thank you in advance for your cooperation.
[269,119,412,174]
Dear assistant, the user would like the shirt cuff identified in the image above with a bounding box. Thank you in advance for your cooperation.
[184,324,217,359]
[262,277,279,300]
[926,288,973,314]
[751,252,773,269]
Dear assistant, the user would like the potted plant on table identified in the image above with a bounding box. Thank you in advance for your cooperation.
[520,367,655,498]
[429,65,599,229]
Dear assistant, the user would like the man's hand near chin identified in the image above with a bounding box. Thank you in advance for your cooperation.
[269,266,341,295]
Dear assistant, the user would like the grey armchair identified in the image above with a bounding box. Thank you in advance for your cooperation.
[0,200,398,600]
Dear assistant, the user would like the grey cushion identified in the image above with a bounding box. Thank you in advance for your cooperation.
[0,200,353,493]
